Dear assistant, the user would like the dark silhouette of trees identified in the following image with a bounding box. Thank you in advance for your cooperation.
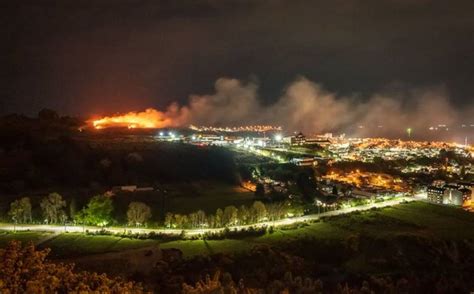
[127,201,152,226]
[8,197,32,224]
[40,192,66,224]
[296,170,317,202]
[254,183,265,199]
[0,241,143,293]
[76,195,114,226]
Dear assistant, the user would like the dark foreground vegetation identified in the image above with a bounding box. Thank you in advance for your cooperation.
[2,202,474,293]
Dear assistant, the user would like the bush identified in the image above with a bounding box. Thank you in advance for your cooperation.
[85,229,181,241]
[203,226,268,240]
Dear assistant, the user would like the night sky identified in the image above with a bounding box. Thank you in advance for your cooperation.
[2,0,473,116]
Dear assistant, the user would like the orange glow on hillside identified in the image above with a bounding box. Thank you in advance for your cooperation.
[323,170,409,192]
[90,108,179,129]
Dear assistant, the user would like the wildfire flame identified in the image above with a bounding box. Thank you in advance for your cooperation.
[90,108,181,129]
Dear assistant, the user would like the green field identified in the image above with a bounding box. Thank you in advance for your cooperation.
[111,181,255,222]
[165,182,255,214]
[1,201,473,260]
[0,231,48,247]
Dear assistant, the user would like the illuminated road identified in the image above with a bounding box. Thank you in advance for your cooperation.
[0,197,414,236]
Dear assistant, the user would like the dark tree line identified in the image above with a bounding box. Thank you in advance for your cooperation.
[0,131,240,194]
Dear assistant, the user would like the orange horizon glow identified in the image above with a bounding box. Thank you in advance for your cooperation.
[90,108,179,129]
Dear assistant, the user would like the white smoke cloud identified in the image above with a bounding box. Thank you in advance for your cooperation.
[176,76,472,140]
[96,76,471,140]
[269,78,354,133]
[182,78,260,125]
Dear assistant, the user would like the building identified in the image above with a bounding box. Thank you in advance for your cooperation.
[459,188,472,203]
[284,132,306,146]
[427,186,444,204]
[457,182,474,201]
[304,138,331,147]
[351,189,377,198]
[443,185,464,206]
[111,185,154,193]
[290,157,316,167]
[427,183,469,206]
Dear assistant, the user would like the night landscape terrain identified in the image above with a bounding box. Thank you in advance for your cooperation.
[1,0,474,293]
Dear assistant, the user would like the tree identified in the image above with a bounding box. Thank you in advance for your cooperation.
[296,171,317,202]
[181,215,189,228]
[255,183,265,199]
[215,208,224,227]
[69,198,77,220]
[126,202,152,226]
[460,165,466,179]
[0,241,143,293]
[189,212,198,228]
[238,205,249,225]
[164,212,174,228]
[207,214,216,228]
[252,201,267,222]
[8,197,32,224]
[40,193,66,224]
[174,214,184,228]
[223,206,238,226]
[78,195,113,226]
[267,202,287,221]
[196,210,207,227]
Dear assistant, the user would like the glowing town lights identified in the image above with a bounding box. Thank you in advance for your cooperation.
[323,170,408,192]
[274,134,283,142]
[189,124,282,133]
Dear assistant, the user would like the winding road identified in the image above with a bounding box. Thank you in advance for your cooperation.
[0,197,414,236]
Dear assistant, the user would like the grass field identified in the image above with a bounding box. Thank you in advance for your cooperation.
[1,201,473,259]
[0,231,48,247]
[165,182,255,214]
[111,181,255,222]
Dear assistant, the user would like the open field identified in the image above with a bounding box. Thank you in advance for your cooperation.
[2,201,473,260]
[0,231,48,247]
[164,182,255,214]
[111,181,255,221]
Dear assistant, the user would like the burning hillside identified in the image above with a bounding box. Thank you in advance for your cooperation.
[90,108,184,129]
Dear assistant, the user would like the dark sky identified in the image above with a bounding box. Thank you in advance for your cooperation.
[2,0,473,116]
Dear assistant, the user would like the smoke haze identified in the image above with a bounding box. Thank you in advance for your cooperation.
[95,77,474,141]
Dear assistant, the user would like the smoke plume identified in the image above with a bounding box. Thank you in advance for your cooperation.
[94,77,473,141]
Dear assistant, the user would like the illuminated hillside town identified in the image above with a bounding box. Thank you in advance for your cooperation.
[87,118,474,211]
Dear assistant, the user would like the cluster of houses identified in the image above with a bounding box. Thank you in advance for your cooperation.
[427,181,473,206]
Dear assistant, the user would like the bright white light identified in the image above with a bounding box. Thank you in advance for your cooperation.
[191,135,196,140]
[159,132,164,136]
[274,134,283,142]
